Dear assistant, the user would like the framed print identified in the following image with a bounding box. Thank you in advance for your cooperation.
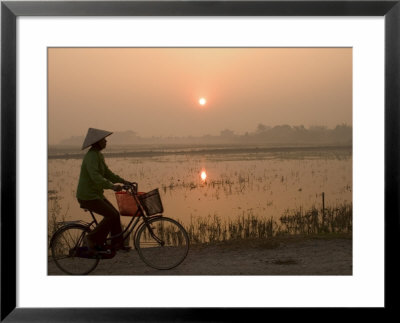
[1,0,399,321]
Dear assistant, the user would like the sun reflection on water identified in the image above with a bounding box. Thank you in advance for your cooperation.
[200,170,207,181]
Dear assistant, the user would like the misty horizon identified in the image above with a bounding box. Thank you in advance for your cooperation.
[54,123,352,147]
[48,48,352,145]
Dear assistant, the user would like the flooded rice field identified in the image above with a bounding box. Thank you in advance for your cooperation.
[48,146,352,233]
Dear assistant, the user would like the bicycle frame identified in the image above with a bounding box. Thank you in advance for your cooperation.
[49,183,163,251]
[86,183,164,249]
[49,182,189,274]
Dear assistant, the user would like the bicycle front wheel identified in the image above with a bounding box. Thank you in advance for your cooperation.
[135,217,189,270]
[51,224,100,275]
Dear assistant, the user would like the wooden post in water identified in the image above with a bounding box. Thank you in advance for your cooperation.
[322,192,325,228]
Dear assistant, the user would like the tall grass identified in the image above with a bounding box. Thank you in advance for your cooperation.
[186,203,352,244]
[278,203,352,235]
[48,191,68,247]
[48,193,351,247]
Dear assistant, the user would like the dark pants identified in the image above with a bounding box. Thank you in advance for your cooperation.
[78,198,123,246]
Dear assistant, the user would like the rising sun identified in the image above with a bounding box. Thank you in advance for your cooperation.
[199,98,207,106]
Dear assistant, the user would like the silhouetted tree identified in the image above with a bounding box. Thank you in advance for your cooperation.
[220,129,235,137]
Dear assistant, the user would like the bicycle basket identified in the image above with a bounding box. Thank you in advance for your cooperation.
[115,191,144,217]
[138,188,163,216]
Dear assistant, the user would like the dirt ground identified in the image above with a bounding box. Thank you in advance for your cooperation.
[48,233,352,275]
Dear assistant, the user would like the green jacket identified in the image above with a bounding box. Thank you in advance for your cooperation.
[76,148,125,200]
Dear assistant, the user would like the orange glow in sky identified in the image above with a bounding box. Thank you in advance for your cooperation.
[48,48,352,144]
[200,170,207,181]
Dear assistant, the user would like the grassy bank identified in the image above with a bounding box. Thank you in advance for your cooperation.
[188,231,352,253]
[186,203,352,245]
[48,188,352,248]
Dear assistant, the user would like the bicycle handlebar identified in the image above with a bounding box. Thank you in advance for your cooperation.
[122,182,138,193]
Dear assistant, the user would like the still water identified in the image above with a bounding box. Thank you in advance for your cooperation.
[48,147,352,227]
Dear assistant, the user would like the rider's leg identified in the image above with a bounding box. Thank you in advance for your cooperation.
[78,198,122,248]
[102,198,124,246]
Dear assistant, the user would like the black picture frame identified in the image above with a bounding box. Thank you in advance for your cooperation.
[1,0,399,321]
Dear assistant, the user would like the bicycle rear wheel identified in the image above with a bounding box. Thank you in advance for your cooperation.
[51,224,100,275]
[135,217,189,270]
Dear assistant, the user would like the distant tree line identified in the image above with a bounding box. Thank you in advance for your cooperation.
[58,124,352,147]
[217,123,352,145]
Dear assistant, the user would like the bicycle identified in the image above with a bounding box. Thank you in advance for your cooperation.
[49,182,189,275]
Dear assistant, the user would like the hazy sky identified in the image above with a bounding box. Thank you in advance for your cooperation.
[48,47,352,144]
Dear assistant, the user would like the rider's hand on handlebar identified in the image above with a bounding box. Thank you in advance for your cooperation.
[113,184,123,192]
[120,181,138,192]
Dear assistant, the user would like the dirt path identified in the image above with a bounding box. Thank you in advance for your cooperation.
[48,234,352,275]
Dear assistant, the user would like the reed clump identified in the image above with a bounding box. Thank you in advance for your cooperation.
[187,214,228,244]
[186,203,352,245]
[278,203,352,235]
[187,212,275,244]
[48,191,68,247]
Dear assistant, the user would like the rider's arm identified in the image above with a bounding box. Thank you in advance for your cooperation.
[102,158,128,184]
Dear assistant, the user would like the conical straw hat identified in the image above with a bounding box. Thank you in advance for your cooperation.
[81,128,113,150]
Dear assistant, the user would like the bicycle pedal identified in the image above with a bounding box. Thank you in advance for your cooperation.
[98,249,116,259]
[97,249,112,254]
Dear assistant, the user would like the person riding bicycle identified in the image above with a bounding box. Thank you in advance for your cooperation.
[76,128,131,253]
